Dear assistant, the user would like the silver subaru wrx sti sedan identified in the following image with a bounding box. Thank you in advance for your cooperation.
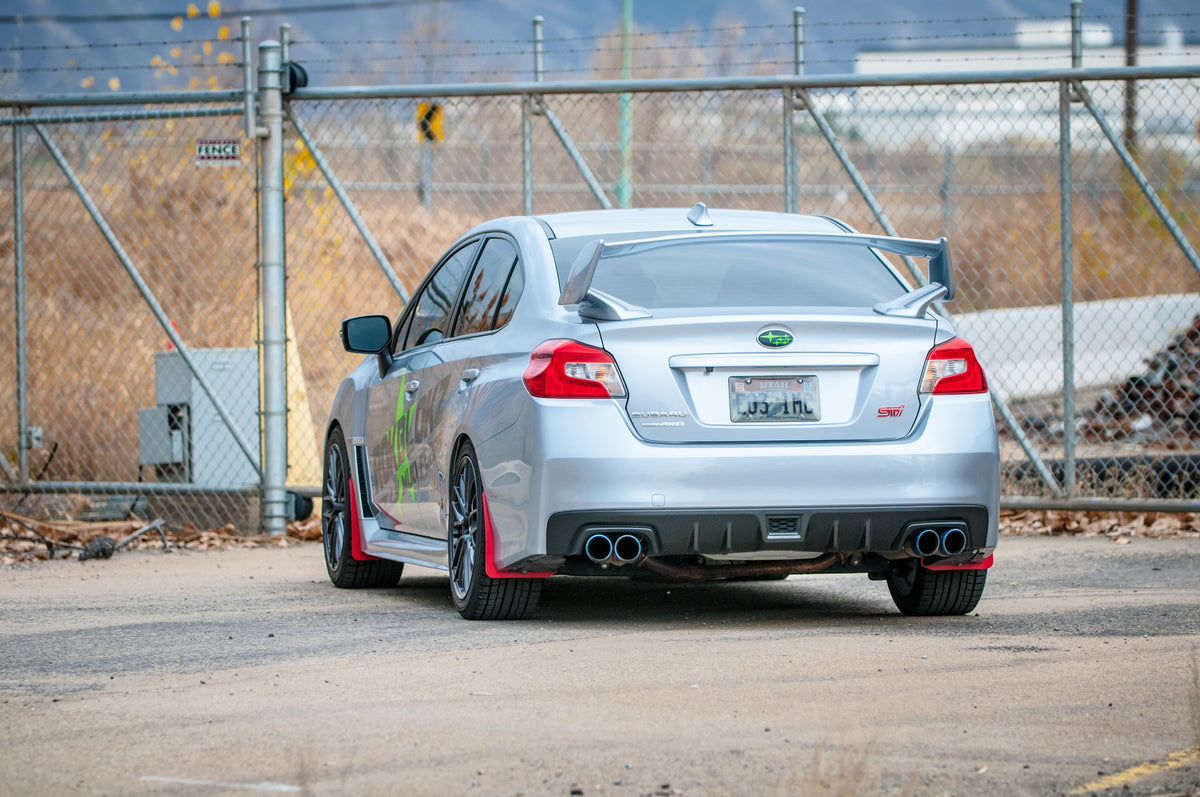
[323,205,999,620]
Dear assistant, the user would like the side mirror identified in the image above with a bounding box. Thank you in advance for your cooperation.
[341,315,391,353]
[341,315,394,377]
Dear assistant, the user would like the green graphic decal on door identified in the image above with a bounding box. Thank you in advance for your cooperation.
[383,368,419,516]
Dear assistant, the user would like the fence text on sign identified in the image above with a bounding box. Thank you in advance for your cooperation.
[2,18,1199,533]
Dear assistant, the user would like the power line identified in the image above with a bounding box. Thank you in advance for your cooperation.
[0,0,457,26]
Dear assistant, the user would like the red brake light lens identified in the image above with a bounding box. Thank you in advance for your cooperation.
[920,337,988,395]
[522,339,627,399]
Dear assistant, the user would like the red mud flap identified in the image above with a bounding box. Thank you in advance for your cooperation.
[347,476,382,561]
[482,493,553,580]
[924,554,994,572]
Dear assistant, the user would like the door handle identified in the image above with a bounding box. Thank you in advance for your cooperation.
[404,379,421,395]
[458,369,480,393]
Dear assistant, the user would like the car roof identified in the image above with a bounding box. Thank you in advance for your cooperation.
[534,207,849,239]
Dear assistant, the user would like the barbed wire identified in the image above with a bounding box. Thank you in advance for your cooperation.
[1,38,236,54]
[4,62,242,75]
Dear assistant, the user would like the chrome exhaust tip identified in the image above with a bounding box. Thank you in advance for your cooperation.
[613,534,643,564]
[939,527,968,557]
[912,528,942,558]
[584,533,614,564]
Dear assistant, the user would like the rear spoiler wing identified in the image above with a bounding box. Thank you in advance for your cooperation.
[557,231,953,310]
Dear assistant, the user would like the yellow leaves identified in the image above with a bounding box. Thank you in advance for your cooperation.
[189,76,200,90]
[208,1,221,17]
[203,41,213,56]
[171,47,182,59]
[217,52,235,65]
[80,76,95,89]
[171,16,183,31]
[218,25,229,39]
[108,77,121,91]
[206,75,220,89]
[151,55,165,67]
[187,4,200,18]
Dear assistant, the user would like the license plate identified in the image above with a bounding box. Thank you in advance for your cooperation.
[729,376,820,423]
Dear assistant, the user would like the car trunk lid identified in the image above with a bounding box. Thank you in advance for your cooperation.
[596,309,938,444]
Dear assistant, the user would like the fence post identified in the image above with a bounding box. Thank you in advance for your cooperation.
[533,15,545,82]
[12,115,27,484]
[241,18,257,140]
[616,0,633,208]
[1060,76,1076,499]
[783,7,803,214]
[258,40,288,536]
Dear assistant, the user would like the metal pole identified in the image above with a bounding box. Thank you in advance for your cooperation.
[784,6,804,215]
[532,15,544,82]
[287,107,410,303]
[941,141,954,237]
[1070,0,1083,68]
[1060,78,1076,498]
[258,40,288,536]
[616,0,633,208]
[31,123,262,480]
[783,90,796,213]
[280,23,292,94]
[794,6,805,75]
[1075,80,1200,278]
[13,116,27,484]
[522,94,533,215]
[1123,0,1138,156]
[241,17,257,139]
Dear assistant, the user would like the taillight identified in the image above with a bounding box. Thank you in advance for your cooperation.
[920,337,988,395]
[523,339,627,399]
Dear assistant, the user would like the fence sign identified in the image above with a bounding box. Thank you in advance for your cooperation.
[195,137,241,165]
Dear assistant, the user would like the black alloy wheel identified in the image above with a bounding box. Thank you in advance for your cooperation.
[322,426,403,589]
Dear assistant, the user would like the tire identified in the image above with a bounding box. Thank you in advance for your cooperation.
[322,426,404,589]
[448,443,541,620]
[886,560,986,616]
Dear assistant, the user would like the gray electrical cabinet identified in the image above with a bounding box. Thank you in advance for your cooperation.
[138,349,260,489]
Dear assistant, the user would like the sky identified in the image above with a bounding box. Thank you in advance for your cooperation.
[2,0,1197,94]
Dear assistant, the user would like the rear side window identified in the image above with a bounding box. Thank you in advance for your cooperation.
[565,238,908,309]
[404,241,479,349]
[455,238,523,337]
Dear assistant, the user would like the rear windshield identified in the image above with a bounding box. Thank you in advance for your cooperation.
[551,236,909,309]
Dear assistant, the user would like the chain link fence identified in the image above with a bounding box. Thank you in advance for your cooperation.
[1,102,263,528]
[4,62,1199,531]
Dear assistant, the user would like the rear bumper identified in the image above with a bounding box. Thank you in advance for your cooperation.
[477,392,999,570]
[545,504,992,560]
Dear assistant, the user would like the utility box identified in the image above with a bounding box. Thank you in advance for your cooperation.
[138,349,261,528]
